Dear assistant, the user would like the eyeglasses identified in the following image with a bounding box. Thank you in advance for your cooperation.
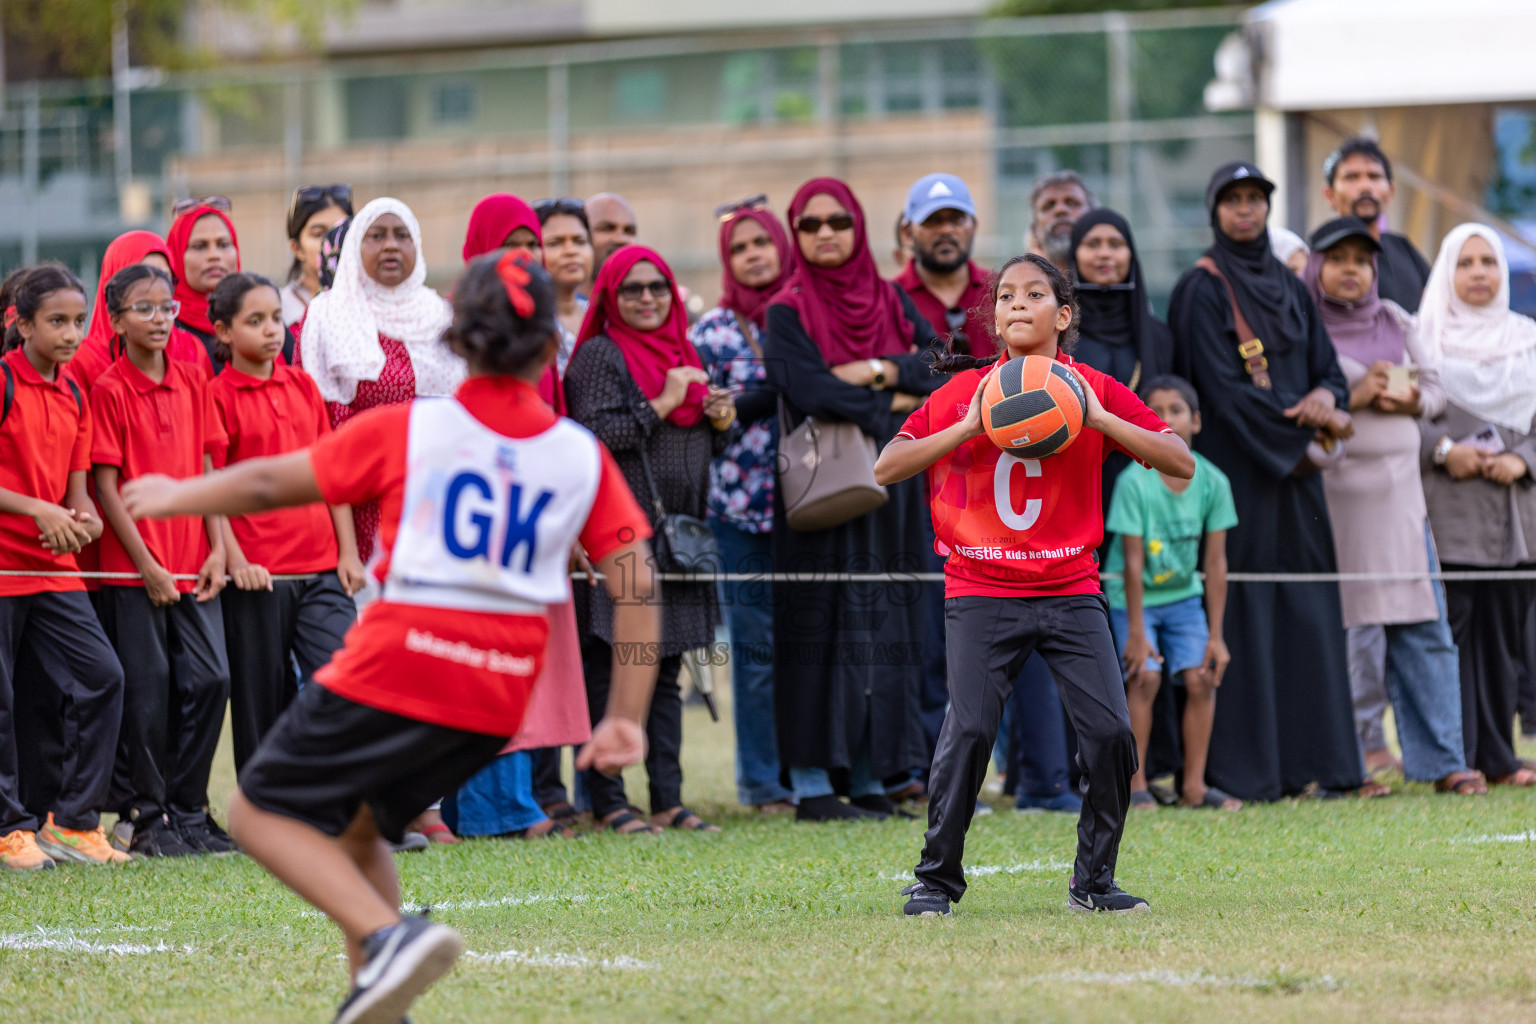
[533,197,585,218]
[172,195,232,219]
[715,194,768,223]
[126,300,180,321]
[795,214,855,235]
[616,281,671,302]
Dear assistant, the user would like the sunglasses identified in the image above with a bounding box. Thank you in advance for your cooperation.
[172,195,232,219]
[125,300,181,321]
[616,281,671,302]
[533,197,585,218]
[715,194,768,223]
[795,214,855,235]
[289,183,352,219]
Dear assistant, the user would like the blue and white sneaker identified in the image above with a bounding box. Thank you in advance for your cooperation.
[1066,878,1150,914]
[333,914,464,1024]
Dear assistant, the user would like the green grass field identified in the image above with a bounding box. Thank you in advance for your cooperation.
[3,695,1536,1024]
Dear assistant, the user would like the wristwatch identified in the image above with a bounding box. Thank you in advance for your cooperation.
[868,358,888,391]
[1433,435,1455,466]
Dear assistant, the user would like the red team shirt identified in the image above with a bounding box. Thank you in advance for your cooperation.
[897,352,1171,599]
[210,364,338,575]
[90,357,227,593]
[0,349,93,597]
[308,375,650,736]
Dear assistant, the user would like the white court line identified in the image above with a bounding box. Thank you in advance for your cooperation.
[0,928,190,955]
[1452,830,1536,845]
[465,947,651,970]
[1026,969,1338,991]
[879,858,1072,881]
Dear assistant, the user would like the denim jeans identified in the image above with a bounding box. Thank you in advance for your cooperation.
[713,521,792,806]
[1358,526,1467,782]
[443,751,546,836]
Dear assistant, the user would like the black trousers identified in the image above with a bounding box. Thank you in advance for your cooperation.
[581,634,683,818]
[1444,570,1536,779]
[0,591,124,834]
[97,588,230,827]
[222,573,355,773]
[531,746,568,808]
[915,594,1136,902]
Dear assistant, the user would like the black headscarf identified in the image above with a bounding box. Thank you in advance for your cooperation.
[1205,184,1309,355]
[1069,208,1172,390]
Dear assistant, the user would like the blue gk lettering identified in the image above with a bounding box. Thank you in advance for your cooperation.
[442,471,556,571]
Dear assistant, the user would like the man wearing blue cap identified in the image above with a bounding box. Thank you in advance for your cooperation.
[895,174,994,360]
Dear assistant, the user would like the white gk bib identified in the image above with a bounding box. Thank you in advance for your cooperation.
[384,397,601,614]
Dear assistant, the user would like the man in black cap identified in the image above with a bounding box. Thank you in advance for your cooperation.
[1321,137,1430,312]
[1165,161,1373,805]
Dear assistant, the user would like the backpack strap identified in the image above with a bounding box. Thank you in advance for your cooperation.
[0,362,84,426]
[1195,256,1271,390]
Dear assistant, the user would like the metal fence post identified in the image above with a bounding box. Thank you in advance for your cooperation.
[1106,11,1134,216]
[22,85,39,265]
[548,55,570,198]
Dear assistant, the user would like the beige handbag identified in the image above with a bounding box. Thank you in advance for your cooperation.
[777,397,888,531]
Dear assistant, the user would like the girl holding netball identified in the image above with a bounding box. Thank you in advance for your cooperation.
[123,249,659,1024]
[874,253,1193,916]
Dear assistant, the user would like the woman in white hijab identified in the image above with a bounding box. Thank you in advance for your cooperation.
[1418,223,1536,787]
[295,197,463,564]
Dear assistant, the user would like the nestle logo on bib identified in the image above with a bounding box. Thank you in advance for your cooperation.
[405,628,536,676]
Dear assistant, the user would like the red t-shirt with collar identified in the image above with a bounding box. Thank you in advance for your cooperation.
[307,374,651,735]
[897,352,1172,598]
[90,356,227,592]
[895,259,995,359]
[70,329,214,395]
[0,349,93,596]
[210,363,338,574]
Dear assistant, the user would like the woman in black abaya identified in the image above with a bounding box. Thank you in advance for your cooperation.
[1167,162,1375,803]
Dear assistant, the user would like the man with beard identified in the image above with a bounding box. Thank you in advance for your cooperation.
[1322,138,1430,312]
[895,174,991,359]
[585,192,638,283]
[1028,171,1096,274]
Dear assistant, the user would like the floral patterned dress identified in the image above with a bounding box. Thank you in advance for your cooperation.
[689,307,775,534]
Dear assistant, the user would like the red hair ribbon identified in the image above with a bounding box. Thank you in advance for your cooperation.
[495,248,537,318]
[2,306,15,330]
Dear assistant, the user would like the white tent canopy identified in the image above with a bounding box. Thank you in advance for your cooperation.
[1251,0,1536,111]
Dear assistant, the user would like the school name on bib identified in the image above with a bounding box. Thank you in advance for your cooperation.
[954,544,1086,562]
[405,628,537,676]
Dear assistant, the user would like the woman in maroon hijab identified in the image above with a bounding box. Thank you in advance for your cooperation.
[564,245,735,834]
[764,177,943,822]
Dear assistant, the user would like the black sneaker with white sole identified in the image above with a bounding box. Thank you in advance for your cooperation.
[128,816,198,858]
[901,882,953,917]
[333,914,464,1024]
[1066,879,1150,914]
[179,813,237,854]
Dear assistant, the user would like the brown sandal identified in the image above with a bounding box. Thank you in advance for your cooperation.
[1434,770,1488,795]
[1355,779,1392,799]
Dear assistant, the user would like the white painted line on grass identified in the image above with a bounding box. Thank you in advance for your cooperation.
[465,947,652,970]
[879,858,1072,881]
[1026,969,1338,991]
[0,928,190,955]
[1452,830,1536,844]
[301,893,593,919]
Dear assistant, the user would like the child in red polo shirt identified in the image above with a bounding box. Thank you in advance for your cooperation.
[89,263,232,859]
[121,250,660,1024]
[207,273,366,772]
[874,253,1194,918]
[0,266,127,870]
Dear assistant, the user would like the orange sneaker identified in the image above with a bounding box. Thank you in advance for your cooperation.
[0,829,56,870]
[37,815,130,865]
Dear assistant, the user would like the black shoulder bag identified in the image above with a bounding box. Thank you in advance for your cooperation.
[636,445,716,574]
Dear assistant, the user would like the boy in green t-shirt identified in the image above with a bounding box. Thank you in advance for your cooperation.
[1103,375,1239,811]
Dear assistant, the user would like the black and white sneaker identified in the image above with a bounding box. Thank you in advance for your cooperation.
[333,914,464,1024]
[128,816,198,858]
[901,882,953,917]
[1066,879,1150,914]
[179,813,237,854]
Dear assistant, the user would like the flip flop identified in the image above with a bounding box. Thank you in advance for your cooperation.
[1129,790,1158,810]
[659,806,721,832]
[1186,786,1242,811]
[417,822,460,845]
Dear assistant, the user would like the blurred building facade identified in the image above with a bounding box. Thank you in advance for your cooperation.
[2,2,1251,307]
